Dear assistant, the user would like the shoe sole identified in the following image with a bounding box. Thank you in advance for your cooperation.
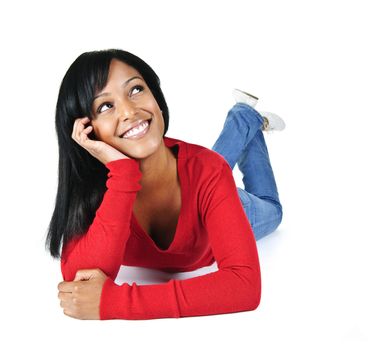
[234,88,259,100]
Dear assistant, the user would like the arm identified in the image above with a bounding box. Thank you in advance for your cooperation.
[60,158,142,282]
[99,162,261,319]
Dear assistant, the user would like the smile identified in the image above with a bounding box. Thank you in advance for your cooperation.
[121,118,152,140]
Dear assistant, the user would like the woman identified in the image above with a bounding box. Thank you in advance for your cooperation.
[47,49,284,320]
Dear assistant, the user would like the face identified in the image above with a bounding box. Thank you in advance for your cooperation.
[89,59,165,159]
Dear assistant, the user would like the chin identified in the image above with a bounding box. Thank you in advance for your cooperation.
[120,137,162,160]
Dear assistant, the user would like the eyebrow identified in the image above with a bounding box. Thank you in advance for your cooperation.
[92,76,143,102]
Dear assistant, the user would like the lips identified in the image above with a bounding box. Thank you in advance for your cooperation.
[119,118,152,138]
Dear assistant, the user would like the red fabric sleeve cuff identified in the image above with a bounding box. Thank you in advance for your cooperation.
[99,278,125,320]
[105,158,142,192]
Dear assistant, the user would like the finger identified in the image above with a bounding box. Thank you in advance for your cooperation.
[71,118,78,140]
[63,308,78,319]
[58,291,72,299]
[60,295,75,309]
[76,117,90,141]
[60,299,67,308]
[74,268,101,281]
[72,117,90,142]
[79,131,97,151]
[80,125,93,143]
[74,270,92,281]
[72,117,84,141]
[78,120,94,145]
[58,292,72,310]
[57,281,77,292]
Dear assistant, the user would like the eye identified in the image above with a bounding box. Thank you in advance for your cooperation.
[131,85,144,96]
[97,102,113,114]
[96,85,145,114]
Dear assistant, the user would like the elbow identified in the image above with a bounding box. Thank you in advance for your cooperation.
[230,266,261,311]
[251,270,261,310]
[59,238,121,281]
[61,257,81,281]
[243,266,261,311]
[242,275,261,311]
[234,281,261,312]
[60,254,120,282]
[249,284,261,310]
[60,239,80,281]
[61,258,74,282]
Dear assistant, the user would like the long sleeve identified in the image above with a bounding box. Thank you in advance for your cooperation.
[99,161,261,320]
[60,158,142,282]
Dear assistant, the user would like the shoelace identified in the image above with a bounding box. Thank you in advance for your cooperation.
[261,116,270,131]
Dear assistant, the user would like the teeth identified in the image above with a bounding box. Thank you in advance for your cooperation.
[123,121,149,138]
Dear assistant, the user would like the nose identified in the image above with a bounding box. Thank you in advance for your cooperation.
[117,99,140,122]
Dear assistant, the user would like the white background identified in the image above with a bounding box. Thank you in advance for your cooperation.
[1,0,389,348]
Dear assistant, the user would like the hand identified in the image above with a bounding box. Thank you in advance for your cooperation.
[72,116,130,165]
[57,268,108,320]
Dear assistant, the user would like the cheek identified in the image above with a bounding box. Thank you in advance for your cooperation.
[159,114,165,130]
[91,121,115,140]
[153,113,165,131]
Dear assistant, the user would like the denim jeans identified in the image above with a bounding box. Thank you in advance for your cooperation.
[211,102,283,240]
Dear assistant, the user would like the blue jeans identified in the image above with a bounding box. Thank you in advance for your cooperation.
[212,102,283,240]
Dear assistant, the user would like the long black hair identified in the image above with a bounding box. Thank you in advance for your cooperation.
[45,49,170,259]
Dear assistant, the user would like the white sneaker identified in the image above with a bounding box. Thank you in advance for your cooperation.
[233,88,259,108]
[232,88,285,132]
[259,111,286,132]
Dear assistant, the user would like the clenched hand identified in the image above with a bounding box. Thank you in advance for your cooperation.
[57,268,108,320]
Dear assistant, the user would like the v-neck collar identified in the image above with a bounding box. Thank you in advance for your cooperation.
[131,136,187,253]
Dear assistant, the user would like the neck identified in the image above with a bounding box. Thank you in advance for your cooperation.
[138,141,176,191]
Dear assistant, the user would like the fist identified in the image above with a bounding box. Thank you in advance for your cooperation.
[57,268,108,320]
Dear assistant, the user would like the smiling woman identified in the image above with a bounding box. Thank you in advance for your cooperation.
[87,59,168,161]
[45,48,283,321]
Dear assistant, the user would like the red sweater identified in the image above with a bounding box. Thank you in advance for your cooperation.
[61,136,261,319]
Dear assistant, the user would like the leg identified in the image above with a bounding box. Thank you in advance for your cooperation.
[211,103,262,170]
[212,102,283,240]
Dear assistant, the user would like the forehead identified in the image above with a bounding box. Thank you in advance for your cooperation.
[107,59,143,81]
